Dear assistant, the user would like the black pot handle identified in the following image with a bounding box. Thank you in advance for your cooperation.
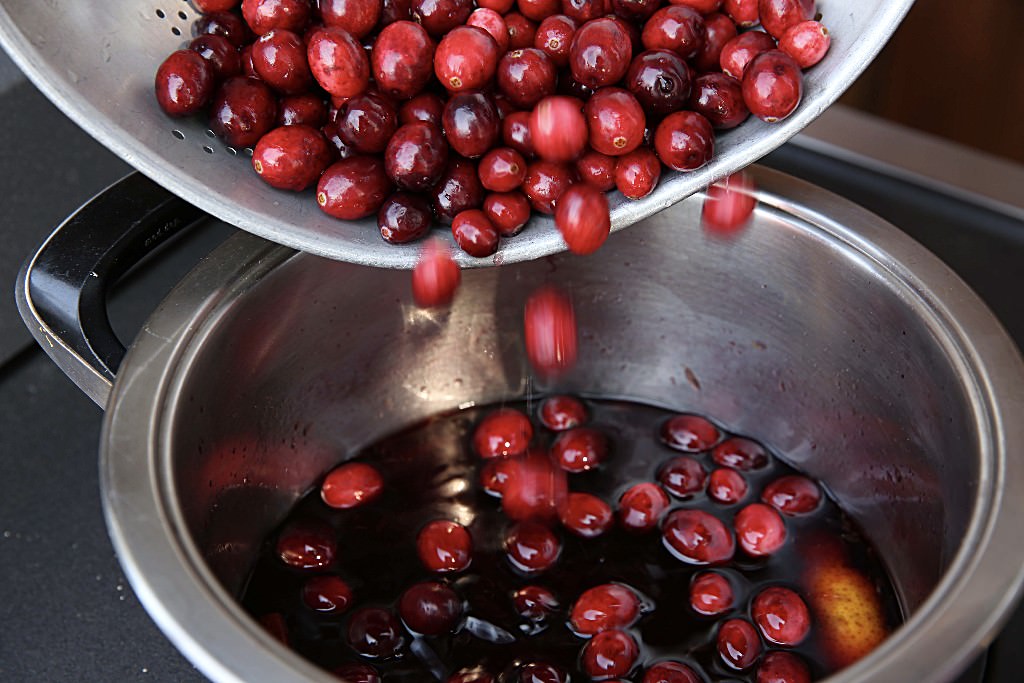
[15,173,206,407]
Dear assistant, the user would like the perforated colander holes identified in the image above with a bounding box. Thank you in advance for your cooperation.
[154,5,189,38]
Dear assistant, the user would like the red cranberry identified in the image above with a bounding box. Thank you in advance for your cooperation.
[690,72,749,129]
[522,160,575,214]
[276,519,337,569]
[506,12,539,50]
[534,15,576,67]
[618,482,670,533]
[724,0,758,26]
[513,585,560,621]
[642,661,701,683]
[518,0,560,22]
[708,467,748,504]
[307,26,370,98]
[758,0,814,40]
[551,427,608,473]
[503,110,536,156]
[479,0,514,11]
[720,30,776,80]
[323,122,355,158]
[780,20,830,68]
[615,147,660,199]
[385,122,448,191]
[555,183,610,255]
[611,0,658,21]
[561,0,601,23]
[155,50,215,117]
[654,110,714,172]
[241,44,260,79]
[302,575,354,613]
[703,171,756,235]
[641,6,706,60]
[449,668,495,683]
[569,17,632,89]
[278,93,328,127]
[569,583,641,635]
[530,96,588,162]
[539,395,587,430]
[689,571,733,616]
[190,34,242,81]
[412,0,474,37]
[671,0,722,10]
[317,156,392,219]
[505,521,562,573]
[584,88,645,156]
[581,629,639,679]
[320,461,384,508]
[251,29,313,94]
[661,414,720,452]
[242,0,312,35]
[479,148,528,192]
[468,8,510,52]
[443,92,501,159]
[433,157,485,223]
[484,191,532,236]
[381,0,413,23]
[752,586,810,646]
[625,49,691,117]
[502,449,569,522]
[560,492,613,538]
[417,519,473,572]
[399,581,463,635]
[320,0,382,39]
[452,209,500,257]
[519,663,568,683]
[412,238,461,307]
[659,456,707,498]
[194,11,253,48]
[334,663,381,682]
[762,474,821,515]
[378,192,432,243]
[348,607,407,658]
[337,91,398,153]
[735,502,787,556]
[372,21,435,100]
[757,652,811,683]
[717,618,762,670]
[480,457,517,497]
[696,12,738,72]
[259,612,290,644]
[498,49,558,110]
[742,50,803,122]
[662,509,735,564]
[435,26,500,92]
[713,437,768,470]
[575,150,616,191]
[473,408,533,459]
[400,92,446,127]
[524,285,579,377]
[252,124,332,191]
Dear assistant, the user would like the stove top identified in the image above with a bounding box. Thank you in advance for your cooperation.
[0,54,1021,682]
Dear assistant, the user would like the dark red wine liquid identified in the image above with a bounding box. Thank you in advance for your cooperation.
[240,398,902,681]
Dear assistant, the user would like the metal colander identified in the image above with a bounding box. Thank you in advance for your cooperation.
[0,0,912,267]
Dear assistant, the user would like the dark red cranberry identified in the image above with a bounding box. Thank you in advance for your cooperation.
[242,0,312,35]
[724,0,759,26]
[513,585,560,621]
[690,72,749,130]
[484,191,532,236]
[654,110,714,172]
[505,12,539,50]
[251,29,313,94]
[468,8,510,52]
[252,124,333,191]
[690,571,733,616]
[618,482,670,532]
[584,87,645,156]
[718,618,762,670]
[720,30,776,80]
[522,160,575,214]
[569,583,641,635]
[560,492,613,538]
[518,0,561,21]
[399,581,463,635]
[337,91,398,153]
[259,613,290,644]
[625,49,691,117]
[307,26,370,98]
[611,0,658,22]
[241,44,260,79]
[302,575,354,613]
[780,20,830,68]
[735,502,787,556]
[762,474,821,515]
[452,209,500,257]
[742,49,803,122]
[380,0,413,25]
[347,607,407,658]
[757,652,811,683]
[582,629,639,678]
[663,509,735,564]
[480,457,517,496]
[503,110,536,157]
[493,94,517,118]
[752,586,810,646]
[502,449,569,522]
[400,92,446,126]
[443,92,501,158]
[530,96,588,162]
[479,0,514,11]
[449,668,495,683]
[661,414,720,452]
[320,461,384,508]
[194,11,253,48]
[498,48,558,109]
[385,122,448,191]
[534,15,576,67]
[759,0,815,39]
[323,122,355,158]
[642,661,702,683]
[641,6,706,60]
[672,0,723,10]
[334,663,381,682]
[519,663,568,683]
[320,0,382,39]
[551,427,608,473]
[433,157,485,222]
[569,17,632,89]
[317,156,392,219]
[278,93,328,127]
[417,519,473,572]
[372,21,435,100]
[574,150,616,192]
[695,12,737,73]
[615,147,660,199]
[435,26,500,93]
[474,408,533,459]
[659,456,707,498]
[276,519,337,569]
[524,284,579,377]
[412,0,474,37]
[562,0,604,23]
[708,467,748,504]
[378,192,432,243]
[412,239,461,306]
[713,436,768,470]
[479,147,528,192]
[555,183,610,255]
[703,171,756,235]
[505,521,562,573]
[155,50,215,117]
[189,34,242,81]
[210,77,278,147]
[539,395,587,430]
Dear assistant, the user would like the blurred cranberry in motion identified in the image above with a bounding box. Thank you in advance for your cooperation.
[703,171,756,236]
[618,482,670,532]
[155,50,215,117]
[662,508,735,564]
[780,20,830,68]
[412,239,461,307]
[417,519,473,572]
[658,455,707,498]
[560,492,614,537]
[321,462,384,508]
[505,521,562,573]
[581,629,639,678]
[757,652,811,683]
[734,502,787,556]
[530,96,589,162]
[713,436,768,470]
[717,618,762,670]
[556,184,610,255]
[348,607,407,658]
[762,474,822,515]
[399,581,464,635]
[524,285,579,377]
[302,575,354,613]
[570,583,642,636]
[513,584,560,621]
[708,467,748,504]
[474,408,534,459]
[276,519,336,569]
[552,427,608,473]
[689,571,733,615]
[752,586,810,645]
[642,661,702,683]
[661,413,721,451]
[503,449,569,522]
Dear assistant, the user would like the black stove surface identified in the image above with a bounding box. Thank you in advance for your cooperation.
[0,67,1021,682]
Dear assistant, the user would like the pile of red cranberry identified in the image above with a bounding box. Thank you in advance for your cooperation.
[156,0,829,257]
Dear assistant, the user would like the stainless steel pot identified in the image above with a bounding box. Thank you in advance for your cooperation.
[16,169,1024,683]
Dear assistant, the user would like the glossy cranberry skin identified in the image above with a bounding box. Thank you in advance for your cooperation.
[505,521,562,573]
[518,0,560,21]
[570,583,641,635]
[399,581,463,635]
[735,502,787,555]
[584,88,645,156]
[479,0,514,11]
[670,0,722,10]
[334,663,382,683]
[690,73,749,130]
[555,183,609,254]
[575,150,616,192]
[195,11,253,48]
[302,575,354,613]
[539,395,586,430]
[742,49,803,122]
[480,457,517,496]
[642,7,706,60]
[503,110,536,157]
[661,414,719,451]
[468,8,510,52]
[412,239,461,306]
[611,0,657,21]
[317,156,392,218]
[564,0,604,23]
[524,286,579,376]
[551,427,608,473]
[690,571,733,616]
[534,15,576,67]
[277,93,327,127]
[615,147,660,199]
[433,157,485,223]
[780,20,830,68]
[643,661,702,683]
[452,209,500,257]
[190,34,242,81]
[713,436,768,470]
[752,586,810,646]
[320,461,384,508]
[663,509,735,564]
[320,0,381,38]
[276,520,336,569]
[336,91,398,153]
[240,44,259,79]
[484,191,532,236]
[519,663,568,683]
[348,607,407,658]
[708,467,748,504]
[693,12,736,73]
[210,76,278,147]
[412,0,473,37]
[435,26,500,93]
[253,124,333,191]
[443,92,501,159]
[703,171,756,235]
[378,192,431,243]
[759,0,814,39]
[498,48,558,109]
[400,92,445,126]
[654,110,714,172]
[242,0,312,35]
[513,585,560,621]
[505,12,539,50]
[625,49,690,117]
[155,50,215,117]
[720,30,776,80]
[385,121,448,191]
[522,160,575,214]
[658,456,707,498]
[582,629,639,678]
[725,0,758,26]
[478,147,527,192]
[251,30,313,93]
[560,492,614,538]
[417,519,473,572]
[474,408,534,459]
[502,449,569,522]
[757,652,811,683]
[380,0,413,24]
[372,21,435,100]
[307,26,370,98]
[569,18,632,89]
[530,96,588,162]
[718,618,762,670]
[617,482,670,532]
[762,474,821,515]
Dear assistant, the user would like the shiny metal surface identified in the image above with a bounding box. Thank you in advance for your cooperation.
[90,166,1024,683]
[0,1,913,268]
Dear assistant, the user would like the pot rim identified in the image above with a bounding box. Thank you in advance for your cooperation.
[101,166,1024,683]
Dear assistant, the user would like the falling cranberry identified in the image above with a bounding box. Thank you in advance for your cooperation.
[642,661,702,683]
[505,521,562,573]
[662,509,735,564]
[399,581,464,635]
[615,147,660,199]
[734,502,787,556]
[484,191,532,236]
[321,462,384,509]
[713,437,768,470]
[480,457,517,497]
[751,586,811,646]
[523,285,579,377]
[551,427,608,473]
[435,26,501,92]
[779,20,830,68]
[658,456,707,498]
[155,50,215,117]
[581,629,639,679]
[641,6,707,60]
[348,607,407,659]
[276,520,337,570]
[756,651,811,683]
[708,467,748,504]
[618,482,670,533]
[654,110,714,172]
[560,492,614,538]
[661,413,721,452]
[530,96,589,163]
[719,30,777,80]
[417,519,473,572]
[302,575,354,613]
[502,449,569,522]
[570,583,641,635]
[689,571,733,616]
[555,184,611,255]
[449,667,496,683]
[317,156,392,219]
[473,408,534,459]
[513,584,560,621]
[307,26,370,99]
[569,17,632,89]
[717,618,762,670]
[378,192,432,244]
[761,474,821,515]
[333,663,382,683]
[452,209,500,257]
[252,125,333,191]
[703,171,756,235]
[412,239,462,307]
[742,50,803,123]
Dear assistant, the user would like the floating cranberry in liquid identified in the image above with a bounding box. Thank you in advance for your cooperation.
[581,629,640,678]
[321,461,384,509]
[751,586,810,646]
[275,519,337,570]
[708,467,749,504]
[757,651,811,683]
[714,436,769,470]
[412,238,461,307]
[505,521,562,573]
[570,582,642,635]
[643,661,702,683]
[473,408,533,459]
[551,427,608,473]
[762,474,821,515]
[618,482,670,532]
[513,584,560,621]
[662,508,735,564]
[661,413,721,452]
[348,607,407,658]
[399,581,464,635]
[417,519,473,572]
[539,395,587,431]
[560,491,614,537]
[735,502,787,556]
[689,571,733,616]
[659,455,707,498]
[450,667,496,683]
[718,618,762,670]
[334,663,381,682]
